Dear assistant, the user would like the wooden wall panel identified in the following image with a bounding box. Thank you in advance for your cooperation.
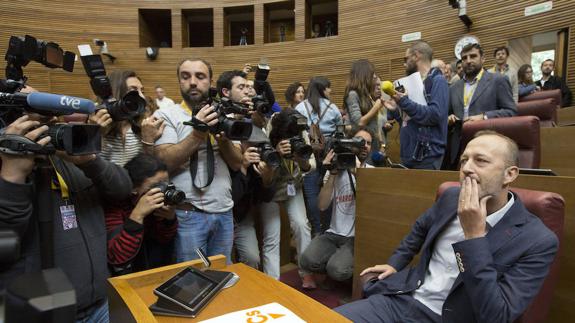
[1,0,573,110]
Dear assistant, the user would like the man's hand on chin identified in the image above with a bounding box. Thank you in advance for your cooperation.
[457,176,491,239]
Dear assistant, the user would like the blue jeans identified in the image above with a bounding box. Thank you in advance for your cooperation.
[76,301,109,323]
[303,169,322,234]
[175,209,234,264]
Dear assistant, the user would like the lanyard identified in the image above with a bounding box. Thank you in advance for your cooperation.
[181,101,215,145]
[463,69,484,107]
[48,156,70,200]
[282,159,294,178]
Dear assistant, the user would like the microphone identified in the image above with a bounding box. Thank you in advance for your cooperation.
[381,81,396,97]
[0,92,96,115]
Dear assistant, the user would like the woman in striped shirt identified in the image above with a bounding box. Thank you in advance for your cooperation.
[91,70,166,166]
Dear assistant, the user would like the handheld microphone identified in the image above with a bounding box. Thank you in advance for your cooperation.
[0,92,96,115]
[381,81,396,97]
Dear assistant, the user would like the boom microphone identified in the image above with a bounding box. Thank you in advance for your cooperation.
[0,91,96,115]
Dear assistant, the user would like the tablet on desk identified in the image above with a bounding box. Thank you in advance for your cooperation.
[153,266,225,316]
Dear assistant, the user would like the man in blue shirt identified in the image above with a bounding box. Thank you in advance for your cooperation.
[386,40,449,170]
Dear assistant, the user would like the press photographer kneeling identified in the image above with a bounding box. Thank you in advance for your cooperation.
[105,153,182,276]
[300,126,373,283]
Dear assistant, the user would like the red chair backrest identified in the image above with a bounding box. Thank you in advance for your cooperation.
[460,116,541,168]
[520,89,561,107]
[517,98,557,127]
[436,182,564,323]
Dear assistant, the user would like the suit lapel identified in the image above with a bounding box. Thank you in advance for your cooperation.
[448,198,528,293]
[468,70,491,109]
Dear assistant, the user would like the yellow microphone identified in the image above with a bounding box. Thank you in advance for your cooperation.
[381,81,396,97]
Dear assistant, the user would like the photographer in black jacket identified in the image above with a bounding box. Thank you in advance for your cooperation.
[0,110,132,321]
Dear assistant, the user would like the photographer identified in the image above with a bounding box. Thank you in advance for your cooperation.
[294,76,342,236]
[300,127,373,284]
[105,153,177,276]
[0,111,132,320]
[90,70,165,167]
[261,109,315,287]
[232,139,276,269]
[153,58,242,264]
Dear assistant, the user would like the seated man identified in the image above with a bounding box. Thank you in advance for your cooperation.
[299,127,373,283]
[336,131,558,323]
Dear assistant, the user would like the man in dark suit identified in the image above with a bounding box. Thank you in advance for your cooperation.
[443,43,516,169]
[335,131,558,323]
[535,59,572,107]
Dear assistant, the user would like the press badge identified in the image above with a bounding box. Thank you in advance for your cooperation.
[60,203,78,230]
[287,182,296,197]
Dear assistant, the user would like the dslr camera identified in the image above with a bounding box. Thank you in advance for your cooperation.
[79,50,146,121]
[152,182,186,206]
[252,141,281,169]
[185,91,253,141]
[0,35,101,156]
[325,126,365,170]
[251,63,274,115]
[286,136,313,160]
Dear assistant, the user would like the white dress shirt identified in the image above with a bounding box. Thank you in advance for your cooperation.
[413,193,515,315]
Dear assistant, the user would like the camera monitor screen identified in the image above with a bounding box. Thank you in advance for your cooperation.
[154,267,218,310]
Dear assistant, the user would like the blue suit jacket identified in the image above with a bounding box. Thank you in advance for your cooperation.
[364,187,558,323]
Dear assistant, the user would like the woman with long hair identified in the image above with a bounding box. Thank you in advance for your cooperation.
[284,82,306,109]
[91,70,165,166]
[343,59,385,156]
[294,76,342,236]
[518,64,540,98]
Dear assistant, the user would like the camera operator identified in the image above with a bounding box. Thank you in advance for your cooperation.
[0,108,132,320]
[90,70,165,167]
[105,153,177,276]
[153,58,242,264]
[262,109,315,287]
[300,127,373,284]
[232,139,276,269]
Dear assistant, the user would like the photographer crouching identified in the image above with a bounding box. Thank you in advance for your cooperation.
[262,109,315,287]
[0,97,132,320]
[300,126,373,285]
[105,153,180,276]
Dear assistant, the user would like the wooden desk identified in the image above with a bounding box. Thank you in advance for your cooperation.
[558,106,575,126]
[108,256,350,322]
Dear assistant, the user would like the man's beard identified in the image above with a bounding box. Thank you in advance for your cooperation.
[405,63,418,76]
[181,88,208,110]
[464,64,482,79]
[542,69,552,77]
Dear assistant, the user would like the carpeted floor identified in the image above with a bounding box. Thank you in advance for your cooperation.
[279,268,352,309]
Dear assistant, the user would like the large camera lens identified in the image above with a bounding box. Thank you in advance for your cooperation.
[258,143,281,169]
[153,182,186,206]
[107,90,146,121]
[288,136,313,160]
[219,118,253,141]
[45,124,101,155]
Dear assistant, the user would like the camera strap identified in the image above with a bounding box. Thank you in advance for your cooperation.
[346,170,356,198]
[189,137,215,189]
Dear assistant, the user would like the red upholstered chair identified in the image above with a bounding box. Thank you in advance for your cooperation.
[517,98,558,127]
[520,89,561,107]
[436,182,564,323]
[460,116,540,168]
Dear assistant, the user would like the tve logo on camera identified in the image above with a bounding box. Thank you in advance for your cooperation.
[60,96,82,110]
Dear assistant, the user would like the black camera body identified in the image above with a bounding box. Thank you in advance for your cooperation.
[251,63,274,115]
[45,123,101,156]
[253,142,281,169]
[325,129,365,170]
[152,182,186,206]
[79,54,146,121]
[1,35,75,94]
[286,136,313,160]
[188,96,253,141]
